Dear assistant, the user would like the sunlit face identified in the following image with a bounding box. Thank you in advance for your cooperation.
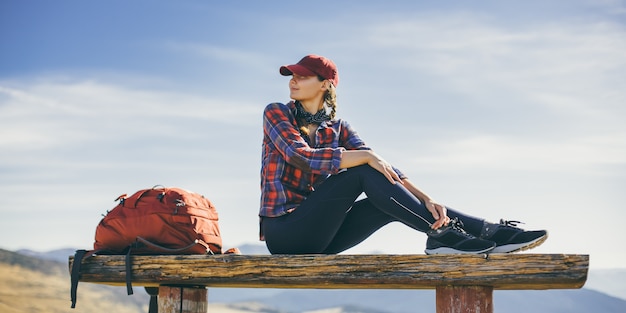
[289,74,325,104]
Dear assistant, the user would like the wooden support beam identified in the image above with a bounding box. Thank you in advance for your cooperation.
[158,286,207,313]
[437,286,493,313]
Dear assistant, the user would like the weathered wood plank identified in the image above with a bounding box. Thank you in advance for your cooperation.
[69,254,588,290]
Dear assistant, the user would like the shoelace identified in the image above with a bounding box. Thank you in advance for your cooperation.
[500,219,524,230]
[448,217,473,238]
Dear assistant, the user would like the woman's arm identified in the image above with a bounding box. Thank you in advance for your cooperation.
[339,150,402,185]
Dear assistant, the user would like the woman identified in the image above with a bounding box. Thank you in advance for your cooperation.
[259,54,547,255]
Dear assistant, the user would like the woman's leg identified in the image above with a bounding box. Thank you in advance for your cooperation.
[321,198,395,254]
[262,169,367,254]
[331,165,486,234]
[320,201,489,254]
[319,165,489,253]
[263,165,489,254]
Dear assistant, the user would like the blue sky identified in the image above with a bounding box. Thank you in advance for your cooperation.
[1,1,625,269]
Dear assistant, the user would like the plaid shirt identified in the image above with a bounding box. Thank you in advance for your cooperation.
[260,102,406,223]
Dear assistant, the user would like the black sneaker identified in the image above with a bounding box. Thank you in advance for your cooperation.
[480,219,548,253]
[425,218,496,255]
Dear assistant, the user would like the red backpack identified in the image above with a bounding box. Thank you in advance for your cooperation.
[94,186,222,254]
[71,185,227,309]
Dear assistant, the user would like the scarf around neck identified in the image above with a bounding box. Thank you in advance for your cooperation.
[294,101,331,124]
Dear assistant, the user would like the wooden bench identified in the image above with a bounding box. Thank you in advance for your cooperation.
[69,253,589,313]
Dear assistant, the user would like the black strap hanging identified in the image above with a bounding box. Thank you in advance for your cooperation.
[70,249,88,308]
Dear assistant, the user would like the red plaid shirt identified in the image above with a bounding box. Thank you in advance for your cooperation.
[260,102,405,223]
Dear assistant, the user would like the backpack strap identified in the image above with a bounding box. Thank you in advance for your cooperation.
[125,246,134,295]
[70,250,87,308]
[70,249,97,308]
[70,248,134,309]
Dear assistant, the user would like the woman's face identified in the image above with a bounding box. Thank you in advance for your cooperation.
[289,74,325,104]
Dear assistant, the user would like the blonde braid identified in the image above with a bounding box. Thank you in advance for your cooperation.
[324,82,337,119]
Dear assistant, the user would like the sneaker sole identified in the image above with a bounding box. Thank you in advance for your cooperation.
[490,233,548,254]
[425,246,495,255]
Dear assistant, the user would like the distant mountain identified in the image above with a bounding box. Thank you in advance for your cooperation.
[0,248,147,313]
[16,247,77,263]
[493,289,625,313]
[585,268,626,301]
[1,248,67,276]
[4,246,626,313]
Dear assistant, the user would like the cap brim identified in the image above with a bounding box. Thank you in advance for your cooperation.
[280,64,317,77]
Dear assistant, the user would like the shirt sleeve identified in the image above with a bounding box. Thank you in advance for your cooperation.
[263,103,344,175]
[338,119,369,151]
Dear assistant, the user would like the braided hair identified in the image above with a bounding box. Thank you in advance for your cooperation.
[323,77,337,120]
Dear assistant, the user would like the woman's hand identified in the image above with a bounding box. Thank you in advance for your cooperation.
[398,179,450,230]
[367,152,403,185]
[425,199,450,229]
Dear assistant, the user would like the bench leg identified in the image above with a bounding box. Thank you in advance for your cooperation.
[158,285,208,313]
[436,285,493,313]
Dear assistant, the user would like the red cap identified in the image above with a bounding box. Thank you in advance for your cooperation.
[280,54,339,87]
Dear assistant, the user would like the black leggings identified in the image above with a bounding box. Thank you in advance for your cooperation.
[262,165,485,254]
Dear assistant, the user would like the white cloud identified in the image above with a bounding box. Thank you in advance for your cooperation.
[1,79,259,119]
[162,41,276,73]
[409,133,626,175]
[359,13,625,111]
[0,78,260,151]
[346,12,626,179]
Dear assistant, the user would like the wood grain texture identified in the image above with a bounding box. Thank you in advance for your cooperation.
[69,254,589,290]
